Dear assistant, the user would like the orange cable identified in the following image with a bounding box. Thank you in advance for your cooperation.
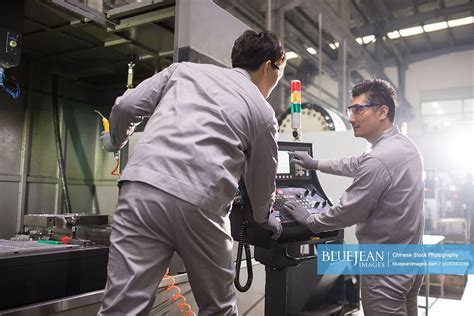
[160,269,196,316]
[111,158,120,176]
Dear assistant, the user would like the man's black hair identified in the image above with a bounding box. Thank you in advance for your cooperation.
[351,79,398,122]
[231,30,285,71]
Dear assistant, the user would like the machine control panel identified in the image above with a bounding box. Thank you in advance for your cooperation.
[231,141,339,247]
[272,186,330,223]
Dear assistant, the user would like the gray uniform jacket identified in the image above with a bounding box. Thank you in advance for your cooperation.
[109,62,278,223]
[308,126,424,244]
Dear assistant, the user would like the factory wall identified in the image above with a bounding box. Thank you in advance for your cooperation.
[393,50,473,176]
[0,86,25,239]
[384,50,473,121]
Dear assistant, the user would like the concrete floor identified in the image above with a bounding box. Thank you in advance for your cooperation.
[236,263,474,315]
[352,275,474,316]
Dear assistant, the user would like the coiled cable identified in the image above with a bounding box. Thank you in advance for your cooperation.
[234,221,253,292]
[160,269,196,316]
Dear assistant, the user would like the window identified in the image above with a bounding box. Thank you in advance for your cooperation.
[420,98,473,130]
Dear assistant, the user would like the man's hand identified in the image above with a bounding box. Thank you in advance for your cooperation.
[260,213,283,240]
[289,151,318,170]
[283,201,311,225]
[100,132,118,152]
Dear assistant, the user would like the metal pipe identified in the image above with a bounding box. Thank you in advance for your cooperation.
[342,38,347,111]
[318,13,322,100]
[17,62,34,231]
[266,0,272,30]
[52,75,72,213]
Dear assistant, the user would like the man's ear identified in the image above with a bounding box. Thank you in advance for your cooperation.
[263,60,272,76]
[379,105,389,120]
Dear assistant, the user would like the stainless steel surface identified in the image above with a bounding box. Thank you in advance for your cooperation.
[0,290,104,316]
[23,214,56,227]
[0,239,79,257]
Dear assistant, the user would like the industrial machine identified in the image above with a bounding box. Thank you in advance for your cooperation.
[231,141,359,316]
[0,214,110,311]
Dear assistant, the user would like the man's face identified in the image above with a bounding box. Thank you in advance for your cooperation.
[264,59,286,99]
[348,93,384,142]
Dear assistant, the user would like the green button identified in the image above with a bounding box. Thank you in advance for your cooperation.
[9,40,17,48]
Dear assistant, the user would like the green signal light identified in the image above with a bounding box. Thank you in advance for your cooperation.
[291,103,301,113]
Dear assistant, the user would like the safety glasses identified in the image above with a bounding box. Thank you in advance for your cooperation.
[347,103,382,117]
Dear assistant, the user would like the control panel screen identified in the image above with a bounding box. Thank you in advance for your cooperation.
[276,142,312,181]
[277,150,291,174]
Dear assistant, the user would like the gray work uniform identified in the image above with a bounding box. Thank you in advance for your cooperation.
[307,126,425,316]
[98,62,278,315]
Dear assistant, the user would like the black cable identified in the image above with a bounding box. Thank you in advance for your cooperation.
[52,74,72,213]
[234,221,253,292]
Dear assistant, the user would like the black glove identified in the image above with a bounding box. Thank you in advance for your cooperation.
[289,151,318,170]
[260,213,283,240]
[283,201,311,225]
[100,131,118,152]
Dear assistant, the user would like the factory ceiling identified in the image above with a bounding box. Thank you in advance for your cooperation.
[216,0,473,75]
[19,0,473,117]
[215,0,474,118]
[22,0,176,88]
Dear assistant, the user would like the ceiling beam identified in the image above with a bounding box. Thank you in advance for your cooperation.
[438,0,457,47]
[351,2,474,36]
[408,0,434,50]
[363,0,408,67]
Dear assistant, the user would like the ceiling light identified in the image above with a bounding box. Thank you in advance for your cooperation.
[399,25,424,37]
[423,21,448,32]
[356,37,363,45]
[447,16,474,27]
[443,121,451,127]
[285,51,298,60]
[436,109,444,115]
[329,42,339,50]
[306,47,317,55]
[432,102,440,109]
[387,30,401,39]
[362,35,375,44]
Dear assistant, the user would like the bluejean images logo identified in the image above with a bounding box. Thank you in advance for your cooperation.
[317,244,474,275]
[321,249,385,268]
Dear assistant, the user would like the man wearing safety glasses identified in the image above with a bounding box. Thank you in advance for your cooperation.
[285,79,424,316]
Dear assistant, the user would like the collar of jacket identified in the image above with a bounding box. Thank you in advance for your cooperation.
[372,125,400,147]
[233,67,251,80]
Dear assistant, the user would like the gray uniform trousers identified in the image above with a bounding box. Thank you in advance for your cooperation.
[361,274,424,316]
[98,181,238,315]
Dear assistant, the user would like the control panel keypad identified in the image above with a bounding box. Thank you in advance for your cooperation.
[272,186,330,223]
